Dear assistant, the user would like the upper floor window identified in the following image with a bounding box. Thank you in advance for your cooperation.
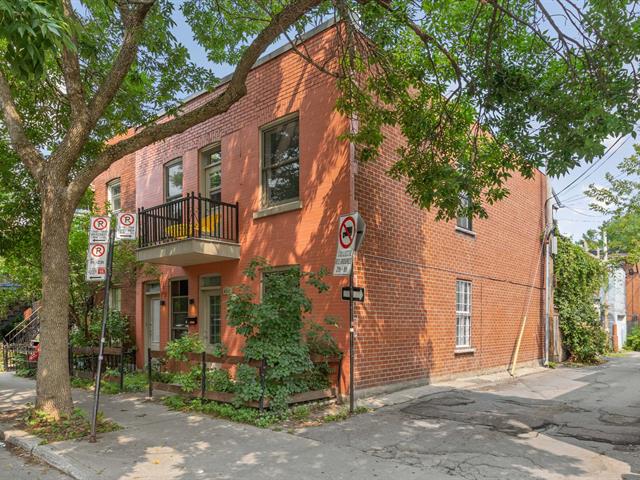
[107,179,121,212]
[455,280,472,348]
[165,158,183,202]
[456,192,472,231]
[201,145,222,203]
[262,116,299,206]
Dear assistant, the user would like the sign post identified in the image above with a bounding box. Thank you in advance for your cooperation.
[86,212,136,442]
[333,212,365,413]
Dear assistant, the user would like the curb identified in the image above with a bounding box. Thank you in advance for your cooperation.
[1,425,88,480]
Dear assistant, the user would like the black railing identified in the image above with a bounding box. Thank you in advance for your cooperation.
[138,193,239,248]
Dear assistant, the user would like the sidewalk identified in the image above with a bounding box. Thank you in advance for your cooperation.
[0,373,450,480]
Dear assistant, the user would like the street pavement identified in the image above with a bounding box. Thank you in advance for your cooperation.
[1,353,639,479]
[298,352,640,480]
[0,441,70,479]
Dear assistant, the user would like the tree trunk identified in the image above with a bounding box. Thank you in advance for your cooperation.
[36,189,74,419]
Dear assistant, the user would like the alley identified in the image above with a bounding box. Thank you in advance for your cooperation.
[299,353,640,480]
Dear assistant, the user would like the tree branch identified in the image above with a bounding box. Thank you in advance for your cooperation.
[0,71,45,180]
[68,0,324,203]
[60,0,87,120]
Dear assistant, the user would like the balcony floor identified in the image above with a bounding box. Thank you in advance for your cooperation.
[136,238,240,266]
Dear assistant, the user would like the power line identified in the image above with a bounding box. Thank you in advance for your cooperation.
[555,135,630,198]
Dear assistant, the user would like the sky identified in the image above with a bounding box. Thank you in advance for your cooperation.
[171,7,637,243]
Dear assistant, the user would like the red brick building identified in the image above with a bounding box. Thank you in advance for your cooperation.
[92,22,548,395]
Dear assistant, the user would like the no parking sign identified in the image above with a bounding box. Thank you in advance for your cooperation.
[86,242,108,281]
[333,212,365,276]
[116,212,137,240]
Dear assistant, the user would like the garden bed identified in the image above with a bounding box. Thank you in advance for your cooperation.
[151,380,335,408]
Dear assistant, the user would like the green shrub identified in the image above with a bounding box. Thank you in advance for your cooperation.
[69,308,131,347]
[206,368,235,393]
[15,353,37,378]
[626,327,640,351]
[172,366,202,392]
[555,236,608,363]
[226,258,336,413]
[165,334,204,361]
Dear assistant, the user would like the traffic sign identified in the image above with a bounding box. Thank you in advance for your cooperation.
[333,212,365,276]
[89,216,110,243]
[86,242,109,281]
[342,287,364,302]
[116,212,137,240]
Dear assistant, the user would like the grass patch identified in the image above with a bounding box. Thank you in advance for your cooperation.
[70,372,148,394]
[606,351,630,358]
[20,406,120,444]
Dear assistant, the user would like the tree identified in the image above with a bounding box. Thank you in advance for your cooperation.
[586,144,640,262]
[0,0,639,417]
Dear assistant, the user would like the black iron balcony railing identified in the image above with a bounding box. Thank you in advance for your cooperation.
[138,193,239,248]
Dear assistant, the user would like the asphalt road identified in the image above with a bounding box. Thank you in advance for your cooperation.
[299,352,640,480]
[0,441,70,479]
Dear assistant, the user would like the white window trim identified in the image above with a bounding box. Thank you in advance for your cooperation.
[107,178,121,213]
[199,143,222,198]
[200,274,222,346]
[260,113,300,208]
[164,158,183,202]
[455,280,472,349]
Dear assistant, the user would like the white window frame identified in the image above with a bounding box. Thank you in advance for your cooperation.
[107,178,121,213]
[200,274,222,346]
[109,287,122,312]
[455,280,472,348]
[200,144,222,201]
[261,114,300,207]
[164,158,183,202]
[456,192,472,231]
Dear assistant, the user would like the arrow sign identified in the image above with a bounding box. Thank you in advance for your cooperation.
[342,287,364,302]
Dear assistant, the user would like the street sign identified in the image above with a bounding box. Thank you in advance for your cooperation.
[89,216,110,243]
[333,212,365,276]
[86,242,109,281]
[115,212,137,240]
[342,287,365,302]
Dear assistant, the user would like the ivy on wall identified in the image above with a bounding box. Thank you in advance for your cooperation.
[554,235,607,363]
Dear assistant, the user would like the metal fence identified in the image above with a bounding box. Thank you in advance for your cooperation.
[138,193,239,248]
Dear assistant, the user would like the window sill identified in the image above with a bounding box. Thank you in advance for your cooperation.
[455,226,476,237]
[454,347,476,355]
[253,200,302,219]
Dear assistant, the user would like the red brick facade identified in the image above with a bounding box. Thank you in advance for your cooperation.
[92,23,548,393]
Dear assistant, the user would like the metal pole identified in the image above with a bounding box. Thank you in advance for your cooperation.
[349,254,355,414]
[544,231,550,365]
[89,226,115,443]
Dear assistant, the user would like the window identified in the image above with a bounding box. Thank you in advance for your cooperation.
[201,146,222,202]
[262,266,300,299]
[145,282,160,295]
[200,275,222,345]
[456,192,472,231]
[107,179,121,212]
[165,159,183,202]
[170,279,189,340]
[262,116,299,206]
[109,287,121,312]
[455,280,472,348]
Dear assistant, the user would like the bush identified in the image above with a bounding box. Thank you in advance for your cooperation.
[555,236,608,363]
[69,307,131,347]
[165,334,204,361]
[626,327,640,351]
[226,258,336,413]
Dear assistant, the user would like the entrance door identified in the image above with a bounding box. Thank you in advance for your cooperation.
[202,146,222,202]
[146,295,161,351]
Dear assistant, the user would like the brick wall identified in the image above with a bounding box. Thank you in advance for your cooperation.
[353,124,547,390]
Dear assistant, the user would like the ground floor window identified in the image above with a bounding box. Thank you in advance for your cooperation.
[171,279,189,340]
[456,280,472,348]
[109,287,121,312]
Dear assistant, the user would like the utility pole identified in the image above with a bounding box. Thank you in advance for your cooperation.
[602,229,609,338]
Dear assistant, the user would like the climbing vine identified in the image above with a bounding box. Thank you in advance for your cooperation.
[554,235,607,363]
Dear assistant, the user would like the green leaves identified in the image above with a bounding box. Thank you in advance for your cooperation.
[555,235,607,363]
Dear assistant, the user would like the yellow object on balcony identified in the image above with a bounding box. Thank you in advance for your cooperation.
[164,214,219,239]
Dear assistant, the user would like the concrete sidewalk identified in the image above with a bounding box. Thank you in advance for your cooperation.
[0,373,450,480]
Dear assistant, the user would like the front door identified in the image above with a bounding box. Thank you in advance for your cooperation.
[146,295,161,351]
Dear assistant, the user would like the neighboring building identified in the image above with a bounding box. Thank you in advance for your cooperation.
[602,266,627,351]
[92,22,549,395]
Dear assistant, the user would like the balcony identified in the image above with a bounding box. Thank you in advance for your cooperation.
[137,193,240,266]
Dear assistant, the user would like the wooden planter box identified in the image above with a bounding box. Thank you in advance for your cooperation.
[151,381,335,409]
